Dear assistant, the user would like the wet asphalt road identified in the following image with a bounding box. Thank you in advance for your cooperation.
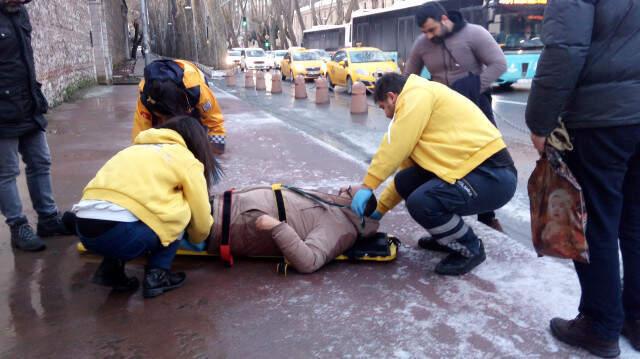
[212,72,538,248]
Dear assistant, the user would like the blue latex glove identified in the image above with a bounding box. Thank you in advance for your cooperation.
[351,188,373,217]
[179,237,207,252]
[370,210,383,220]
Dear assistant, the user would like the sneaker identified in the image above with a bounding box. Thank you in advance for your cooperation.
[92,258,139,292]
[417,236,455,253]
[550,314,620,358]
[37,212,74,237]
[143,267,186,298]
[622,319,640,351]
[10,221,46,252]
[435,241,486,276]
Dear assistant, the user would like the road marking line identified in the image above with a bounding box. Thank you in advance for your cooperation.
[495,100,528,106]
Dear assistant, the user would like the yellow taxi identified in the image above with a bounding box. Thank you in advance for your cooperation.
[280,49,325,81]
[326,47,400,94]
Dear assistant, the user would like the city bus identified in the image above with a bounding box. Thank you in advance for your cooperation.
[302,24,352,51]
[308,0,545,88]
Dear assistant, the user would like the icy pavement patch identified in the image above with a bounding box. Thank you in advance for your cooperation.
[211,85,639,358]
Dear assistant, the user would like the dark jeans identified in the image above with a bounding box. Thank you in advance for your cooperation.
[565,125,640,340]
[78,220,180,270]
[0,130,58,226]
[395,163,516,257]
[451,73,498,224]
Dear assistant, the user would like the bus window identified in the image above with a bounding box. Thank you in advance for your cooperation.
[492,13,543,51]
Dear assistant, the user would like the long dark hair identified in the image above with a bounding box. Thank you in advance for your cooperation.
[158,116,222,188]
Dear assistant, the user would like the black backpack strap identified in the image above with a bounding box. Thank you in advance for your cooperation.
[220,190,234,267]
[271,183,287,222]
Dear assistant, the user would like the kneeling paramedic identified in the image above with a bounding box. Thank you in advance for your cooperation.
[132,59,227,153]
[350,73,517,275]
[71,117,218,298]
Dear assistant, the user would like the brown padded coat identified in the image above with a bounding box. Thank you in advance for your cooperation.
[207,186,379,273]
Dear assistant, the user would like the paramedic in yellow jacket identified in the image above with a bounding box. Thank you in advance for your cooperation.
[72,116,219,298]
[349,73,517,276]
[132,59,226,153]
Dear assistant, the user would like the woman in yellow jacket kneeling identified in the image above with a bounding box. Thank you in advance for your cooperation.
[72,116,219,298]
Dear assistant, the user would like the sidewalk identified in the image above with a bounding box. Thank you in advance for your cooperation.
[0,83,635,358]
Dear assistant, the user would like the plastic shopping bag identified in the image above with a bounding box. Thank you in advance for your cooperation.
[528,131,589,263]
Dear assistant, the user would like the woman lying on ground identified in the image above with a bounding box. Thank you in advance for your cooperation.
[183,185,380,274]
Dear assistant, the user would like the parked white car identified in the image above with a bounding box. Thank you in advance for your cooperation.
[241,48,270,71]
[226,49,242,68]
[272,50,287,69]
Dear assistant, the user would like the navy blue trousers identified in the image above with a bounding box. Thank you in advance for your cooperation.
[78,221,180,270]
[395,163,516,257]
[566,125,640,340]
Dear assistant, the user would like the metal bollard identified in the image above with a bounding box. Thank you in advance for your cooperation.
[294,75,307,99]
[255,71,266,91]
[271,71,283,94]
[225,69,236,87]
[244,70,255,88]
[350,81,368,114]
[315,77,329,104]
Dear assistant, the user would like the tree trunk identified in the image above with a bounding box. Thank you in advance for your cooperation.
[345,0,359,23]
[293,0,306,34]
[310,0,319,26]
[335,0,344,24]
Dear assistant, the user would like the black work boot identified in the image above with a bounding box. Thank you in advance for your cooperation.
[37,212,74,237]
[480,218,504,233]
[550,314,621,358]
[622,319,640,351]
[92,258,139,292]
[143,267,186,298]
[417,236,455,253]
[10,221,46,252]
[435,241,486,276]
[61,211,78,235]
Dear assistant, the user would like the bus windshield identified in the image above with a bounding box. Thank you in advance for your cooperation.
[491,13,544,51]
[349,50,388,63]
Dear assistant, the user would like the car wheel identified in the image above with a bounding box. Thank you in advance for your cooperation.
[281,71,286,81]
[327,75,335,91]
[347,77,353,95]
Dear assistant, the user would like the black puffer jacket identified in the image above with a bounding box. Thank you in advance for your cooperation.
[0,6,48,138]
[526,0,640,136]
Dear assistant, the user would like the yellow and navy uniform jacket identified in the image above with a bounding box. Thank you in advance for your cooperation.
[83,128,213,246]
[132,59,225,143]
[364,74,507,214]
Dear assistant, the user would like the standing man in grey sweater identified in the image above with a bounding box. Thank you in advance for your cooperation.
[403,2,508,234]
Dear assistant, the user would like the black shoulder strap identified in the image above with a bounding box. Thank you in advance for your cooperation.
[271,184,287,222]
[220,190,234,266]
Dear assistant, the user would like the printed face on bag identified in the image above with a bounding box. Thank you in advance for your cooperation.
[547,189,571,225]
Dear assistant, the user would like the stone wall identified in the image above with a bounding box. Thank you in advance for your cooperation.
[146,0,227,69]
[25,0,130,105]
[27,1,96,106]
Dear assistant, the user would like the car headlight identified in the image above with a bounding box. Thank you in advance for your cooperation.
[355,68,368,76]
[226,57,233,65]
[295,63,305,72]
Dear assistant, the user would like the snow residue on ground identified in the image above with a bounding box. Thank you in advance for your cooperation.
[211,84,639,358]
